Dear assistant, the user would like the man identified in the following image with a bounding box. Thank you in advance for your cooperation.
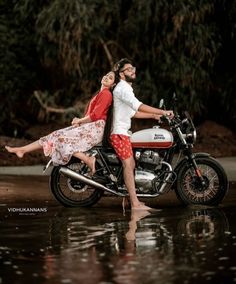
[110,58,174,210]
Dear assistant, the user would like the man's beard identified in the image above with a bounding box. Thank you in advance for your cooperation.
[124,74,135,83]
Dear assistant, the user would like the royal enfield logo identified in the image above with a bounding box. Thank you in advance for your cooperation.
[154,134,165,140]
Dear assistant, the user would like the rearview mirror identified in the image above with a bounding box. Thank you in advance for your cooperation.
[159,99,164,108]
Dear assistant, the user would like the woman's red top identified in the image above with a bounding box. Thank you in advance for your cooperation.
[85,88,112,121]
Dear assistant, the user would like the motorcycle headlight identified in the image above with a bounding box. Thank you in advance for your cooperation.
[185,129,197,144]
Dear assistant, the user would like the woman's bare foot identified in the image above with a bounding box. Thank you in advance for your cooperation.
[5,146,24,158]
[86,156,96,174]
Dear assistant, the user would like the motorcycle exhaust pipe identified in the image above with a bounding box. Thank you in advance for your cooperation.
[59,167,126,197]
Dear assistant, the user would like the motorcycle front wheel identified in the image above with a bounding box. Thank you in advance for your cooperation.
[50,159,102,207]
[175,157,228,206]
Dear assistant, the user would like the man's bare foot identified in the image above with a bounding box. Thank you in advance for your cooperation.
[131,203,152,210]
[5,146,24,158]
[131,209,151,220]
[87,156,96,174]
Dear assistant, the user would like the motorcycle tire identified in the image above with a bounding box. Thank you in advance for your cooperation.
[175,156,228,206]
[50,159,103,207]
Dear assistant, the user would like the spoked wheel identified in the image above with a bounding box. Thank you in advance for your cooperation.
[176,157,228,205]
[50,160,102,207]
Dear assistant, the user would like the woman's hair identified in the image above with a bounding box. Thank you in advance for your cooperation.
[102,102,113,147]
[102,70,119,147]
[110,70,119,91]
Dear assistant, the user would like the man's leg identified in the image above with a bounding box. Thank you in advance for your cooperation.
[122,156,151,210]
[110,134,151,210]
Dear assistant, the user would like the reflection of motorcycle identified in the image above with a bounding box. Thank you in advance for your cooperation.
[49,95,228,207]
[123,208,230,249]
[177,208,229,241]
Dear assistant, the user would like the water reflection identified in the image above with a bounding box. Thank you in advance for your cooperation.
[0,205,236,283]
[125,210,151,241]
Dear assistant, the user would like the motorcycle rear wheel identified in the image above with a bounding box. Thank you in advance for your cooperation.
[50,160,102,207]
[175,157,228,206]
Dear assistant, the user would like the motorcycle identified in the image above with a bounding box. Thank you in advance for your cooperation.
[49,95,229,207]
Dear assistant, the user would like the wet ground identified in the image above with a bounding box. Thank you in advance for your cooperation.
[0,175,236,284]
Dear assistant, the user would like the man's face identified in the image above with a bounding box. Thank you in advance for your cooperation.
[119,64,136,83]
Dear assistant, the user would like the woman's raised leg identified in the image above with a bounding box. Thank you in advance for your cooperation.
[5,140,42,158]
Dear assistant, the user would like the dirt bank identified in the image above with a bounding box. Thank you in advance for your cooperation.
[1,120,236,166]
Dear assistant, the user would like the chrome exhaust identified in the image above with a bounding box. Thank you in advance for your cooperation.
[59,167,125,197]
[136,161,174,197]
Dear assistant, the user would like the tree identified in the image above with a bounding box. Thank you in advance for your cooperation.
[0,0,43,135]
[210,0,236,129]
[0,0,235,137]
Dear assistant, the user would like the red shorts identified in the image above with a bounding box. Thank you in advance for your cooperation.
[110,134,133,160]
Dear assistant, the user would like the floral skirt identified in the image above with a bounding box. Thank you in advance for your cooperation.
[39,120,105,165]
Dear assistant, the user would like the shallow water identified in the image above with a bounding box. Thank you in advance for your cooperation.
[0,177,236,284]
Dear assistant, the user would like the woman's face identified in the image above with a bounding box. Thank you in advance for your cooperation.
[101,71,115,89]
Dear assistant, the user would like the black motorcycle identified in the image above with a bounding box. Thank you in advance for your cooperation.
[49,97,228,207]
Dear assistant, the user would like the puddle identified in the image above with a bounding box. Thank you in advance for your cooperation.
[0,177,236,283]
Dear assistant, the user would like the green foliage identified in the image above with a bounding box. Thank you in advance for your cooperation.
[35,0,122,97]
[115,0,220,116]
[0,0,235,136]
[0,0,41,135]
[210,0,236,129]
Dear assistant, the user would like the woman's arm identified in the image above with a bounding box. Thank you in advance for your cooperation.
[89,89,112,121]
[71,115,92,126]
[71,89,112,125]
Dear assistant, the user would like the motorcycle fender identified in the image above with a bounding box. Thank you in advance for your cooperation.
[172,152,211,189]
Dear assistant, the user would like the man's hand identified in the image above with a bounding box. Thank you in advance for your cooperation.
[163,110,174,119]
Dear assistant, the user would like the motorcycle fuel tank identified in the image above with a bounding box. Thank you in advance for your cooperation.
[131,126,173,148]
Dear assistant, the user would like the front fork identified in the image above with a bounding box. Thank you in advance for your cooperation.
[185,151,208,189]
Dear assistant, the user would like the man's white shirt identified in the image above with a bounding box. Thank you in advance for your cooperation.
[111,80,142,136]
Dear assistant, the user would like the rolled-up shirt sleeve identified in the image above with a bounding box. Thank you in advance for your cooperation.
[118,87,142,111]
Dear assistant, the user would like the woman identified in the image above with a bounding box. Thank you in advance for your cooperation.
[5,71,117,174]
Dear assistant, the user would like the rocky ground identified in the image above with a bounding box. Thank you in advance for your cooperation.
[1,120,236,166]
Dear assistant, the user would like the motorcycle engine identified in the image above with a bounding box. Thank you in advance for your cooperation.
[135,170,156,193]
[135,150,161,170]
[134,150,162,192]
